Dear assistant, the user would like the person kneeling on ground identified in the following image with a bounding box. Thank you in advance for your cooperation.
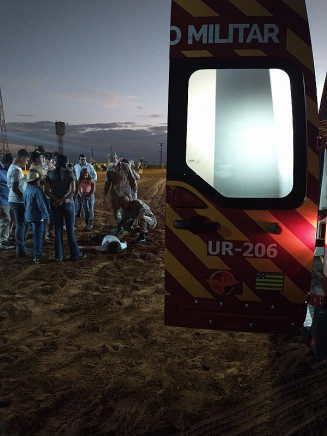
[115,196,157,244]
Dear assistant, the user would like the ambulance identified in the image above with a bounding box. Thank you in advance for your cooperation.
[165,0,326,357]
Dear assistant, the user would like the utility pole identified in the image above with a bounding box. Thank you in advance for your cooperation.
[109,146,116,160]
[55,121,65,154]
[159,142,165,169]
[0,87,9,156]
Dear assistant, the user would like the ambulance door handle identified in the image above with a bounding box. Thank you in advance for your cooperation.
[174,220,220,231]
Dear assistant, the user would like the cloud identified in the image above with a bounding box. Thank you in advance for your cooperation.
[6,120,167,164]
[47,87,140,109]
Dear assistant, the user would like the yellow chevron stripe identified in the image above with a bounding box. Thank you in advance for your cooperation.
[246,258,282,273]
[236,283,262,302]
[319,120,327,136]
[281,0,307,20]
[245,257,305,303]
[229,0,272,16]
[287,29,314,72]
[307,147,320,181]
[234,49,267,56]
[166,207,262,302]
[283,276,306,303]
[166,248,214,298]
[306,95,319,128]
[244,210,314,272]
[182,50,213,58]
[297,197,319,227]
[166,204,230,269]
[167,181,248,240]
[174,0,219,17]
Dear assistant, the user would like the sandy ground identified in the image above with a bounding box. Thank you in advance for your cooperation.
[1,169,327,436]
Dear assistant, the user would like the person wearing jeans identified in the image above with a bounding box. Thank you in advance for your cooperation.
[73,154,97,218]
[0,152,14,249]
[77,168,95,230]
[23,172,49,264]
[7,149,31,256]
[9,202,29,255]
[43,152,56,238]
[53,199,82,260]
[45,154,85,261]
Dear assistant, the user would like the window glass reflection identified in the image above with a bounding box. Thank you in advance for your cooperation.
[186,69,293,198]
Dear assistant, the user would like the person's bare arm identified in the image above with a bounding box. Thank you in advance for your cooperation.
[12,181,23,199]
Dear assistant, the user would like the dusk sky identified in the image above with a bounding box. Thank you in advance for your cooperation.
[0,0,326,163]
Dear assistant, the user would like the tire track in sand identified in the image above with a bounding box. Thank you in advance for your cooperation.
[140,176,166,210]
[184,360,327,436]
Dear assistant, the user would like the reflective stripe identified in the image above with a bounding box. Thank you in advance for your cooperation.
[174,0,219,17]
[229,0,273,16]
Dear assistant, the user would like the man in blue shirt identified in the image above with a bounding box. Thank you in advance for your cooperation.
[0,153,14,249]
[23,171,49,264]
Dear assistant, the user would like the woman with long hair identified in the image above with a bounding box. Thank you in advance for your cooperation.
[45,154,85,261]
[77,167,95,230]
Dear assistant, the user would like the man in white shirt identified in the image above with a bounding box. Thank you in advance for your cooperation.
[7,148,30,256]
[0,153,14,249]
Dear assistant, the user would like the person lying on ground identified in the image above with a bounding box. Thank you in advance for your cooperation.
[79,233,127,254]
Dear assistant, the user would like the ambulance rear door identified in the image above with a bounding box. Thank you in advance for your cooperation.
[165,0,320,333]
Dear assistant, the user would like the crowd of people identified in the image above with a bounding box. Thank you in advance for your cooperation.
[0,149,157,264]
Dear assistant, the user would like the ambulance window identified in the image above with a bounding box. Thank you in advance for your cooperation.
[186,69,293,198]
